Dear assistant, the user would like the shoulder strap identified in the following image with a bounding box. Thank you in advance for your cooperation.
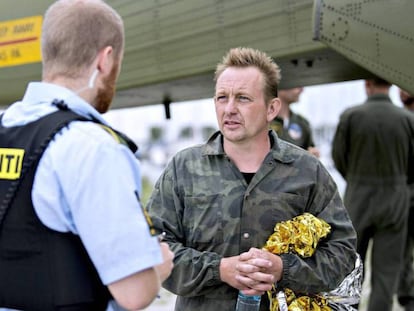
[97,123,138,153]
[0,110,87,227]
[52,99,138,153]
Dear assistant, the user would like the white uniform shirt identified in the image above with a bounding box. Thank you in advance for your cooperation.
[1,82,162,310]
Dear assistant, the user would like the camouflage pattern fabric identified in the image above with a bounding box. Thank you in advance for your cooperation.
[146,130,357,311]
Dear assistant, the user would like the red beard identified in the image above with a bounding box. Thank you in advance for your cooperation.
[94,63,119,113]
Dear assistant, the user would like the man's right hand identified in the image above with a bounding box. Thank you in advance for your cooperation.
[155,242,174,282]
[220,253,272,295]
[220,248,282,295]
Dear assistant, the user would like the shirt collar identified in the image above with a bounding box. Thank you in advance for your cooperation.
[3,82,108,126]
[367,93,391,102]
[202,130,295,164]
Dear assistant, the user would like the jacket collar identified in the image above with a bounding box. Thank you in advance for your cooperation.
[202,130,294,164]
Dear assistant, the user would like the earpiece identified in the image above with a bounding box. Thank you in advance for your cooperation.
[88,69,99,89]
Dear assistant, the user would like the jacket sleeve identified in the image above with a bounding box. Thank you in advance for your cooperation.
[145,159,224,297]
[332,114,349,179]
[277,161,357,293]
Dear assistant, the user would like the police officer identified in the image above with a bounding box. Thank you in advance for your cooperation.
[0,1,173,310]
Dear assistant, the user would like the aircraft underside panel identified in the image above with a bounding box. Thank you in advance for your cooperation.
[313,0,414,94]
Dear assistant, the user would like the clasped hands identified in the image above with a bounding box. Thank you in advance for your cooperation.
[220,247,283,296]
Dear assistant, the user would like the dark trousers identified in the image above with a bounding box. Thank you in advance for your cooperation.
[398,196,414,306]
[344,183,409,311]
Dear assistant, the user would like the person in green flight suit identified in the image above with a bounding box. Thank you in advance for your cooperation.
[270,87,320,157]
[332,78,414,311]
[398,88,414,311]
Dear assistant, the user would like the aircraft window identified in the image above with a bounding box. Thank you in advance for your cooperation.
[179,126,194,139]
[150,126,164,142]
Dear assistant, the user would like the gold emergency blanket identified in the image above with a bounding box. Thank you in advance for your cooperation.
[262,213,331,311]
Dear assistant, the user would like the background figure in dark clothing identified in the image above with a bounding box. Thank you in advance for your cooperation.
[332,78,414,311]
[400,89,414,112]
[398,88,414,311]
[270,87,320,157]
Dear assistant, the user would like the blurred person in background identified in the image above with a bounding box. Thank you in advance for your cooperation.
[400,88,414,112]
[398,88,414,311]
[332,78,414,311]
[270,87,320,157]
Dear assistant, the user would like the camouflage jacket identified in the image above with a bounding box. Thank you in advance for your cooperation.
[146,130,357,311]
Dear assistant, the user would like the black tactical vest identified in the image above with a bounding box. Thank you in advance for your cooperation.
[0,109,136,310]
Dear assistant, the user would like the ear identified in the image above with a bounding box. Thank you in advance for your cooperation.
[267,98,281,122]
[96,46,114,75]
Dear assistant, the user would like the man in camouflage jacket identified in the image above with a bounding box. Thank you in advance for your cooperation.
[147,47,356,311]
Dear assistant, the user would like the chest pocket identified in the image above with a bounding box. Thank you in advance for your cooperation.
[183,194,224,250]
[262,192,307,229]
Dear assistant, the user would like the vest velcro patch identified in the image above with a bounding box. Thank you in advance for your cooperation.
[0,148,24,179]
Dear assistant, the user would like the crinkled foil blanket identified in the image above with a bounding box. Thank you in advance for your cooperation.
[262,213,331,311]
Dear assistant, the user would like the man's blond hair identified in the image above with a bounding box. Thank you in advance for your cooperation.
[214,47,281,103]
